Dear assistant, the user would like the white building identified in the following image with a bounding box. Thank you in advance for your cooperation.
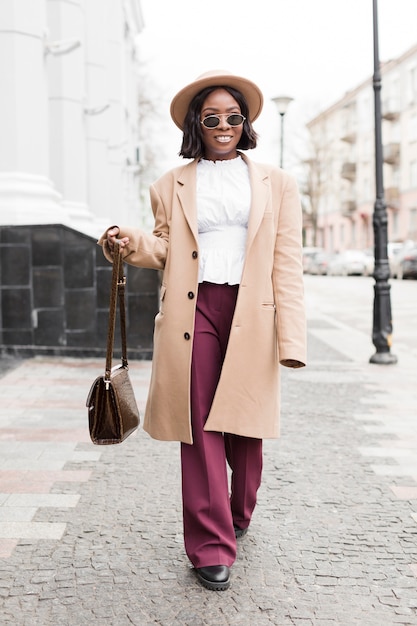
[0,0,144,238]
[305,43,417,253]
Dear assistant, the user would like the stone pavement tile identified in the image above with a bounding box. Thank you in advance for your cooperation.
[0,429,90,442]
[390,486,417,500]
[371,464,417,478]
[0,471,60,494]
[70,451,102,462]
[0,522,66,539]
[0,540,18,559]
[0,442,78,470]
[4,494,80,508]
[358,446,416,458]
[363,424,417,435]
[383,438,417,449]
[0,508,37,522]
[0,470,91,493]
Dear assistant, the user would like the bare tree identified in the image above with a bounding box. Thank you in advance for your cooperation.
[136,67,172,229]
[298,128,336,248]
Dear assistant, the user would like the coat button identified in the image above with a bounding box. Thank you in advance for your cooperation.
[192,250,198,259]
[187,291,194,299]
[184,332,191,340]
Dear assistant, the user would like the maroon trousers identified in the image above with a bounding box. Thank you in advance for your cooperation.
[181,282,263,568]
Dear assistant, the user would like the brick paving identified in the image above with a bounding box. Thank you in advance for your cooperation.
[0,308,416,624]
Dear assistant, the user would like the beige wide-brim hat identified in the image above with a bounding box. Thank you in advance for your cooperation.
[170,69,264,130]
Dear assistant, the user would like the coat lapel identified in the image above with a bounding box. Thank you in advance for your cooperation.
[176,160,199,243]
[175,155,270,252]
[241,154,270,254]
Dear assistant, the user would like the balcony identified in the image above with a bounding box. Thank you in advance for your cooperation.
[385,186,400,209]
[382,98,400,121]
[341,129,357,143]
[341,162,356,181]
[383,143,400,165]
[342,200,356,218]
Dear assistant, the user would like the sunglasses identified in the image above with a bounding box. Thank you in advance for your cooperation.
[200,113,246,128]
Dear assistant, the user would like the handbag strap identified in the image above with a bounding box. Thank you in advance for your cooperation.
[105,242,128,381]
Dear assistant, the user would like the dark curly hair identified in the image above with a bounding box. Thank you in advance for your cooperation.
[179,86,258,159]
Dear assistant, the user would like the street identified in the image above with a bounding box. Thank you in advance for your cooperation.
[0,274,416,625]
[304,274,417,362]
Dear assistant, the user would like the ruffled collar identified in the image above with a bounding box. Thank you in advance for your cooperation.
[198,155,244,169]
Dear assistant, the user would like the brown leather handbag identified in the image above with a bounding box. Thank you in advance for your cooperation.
[86,242,139,444]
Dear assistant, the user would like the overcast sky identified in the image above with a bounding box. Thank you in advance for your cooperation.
[136,0,417,170]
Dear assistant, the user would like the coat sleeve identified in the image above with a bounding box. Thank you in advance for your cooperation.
[97,183,169,270]
[273,173,307,368]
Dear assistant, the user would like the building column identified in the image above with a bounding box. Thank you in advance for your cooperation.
[46,0,91,229]
[0,0,65,225]
[84,0,111,233]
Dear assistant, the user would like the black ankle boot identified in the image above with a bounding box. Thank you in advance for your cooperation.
[195,565,230,591]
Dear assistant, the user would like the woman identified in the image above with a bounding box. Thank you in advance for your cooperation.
[99,70,306,591]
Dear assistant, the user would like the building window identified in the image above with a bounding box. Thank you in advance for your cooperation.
[410,113,417,143]
[364,177,371,200]
[391,121,401,143]
[364,136,371,161]
[392,167,400,187]
[392,210,399,238]
[411,160,417,188]
[408,66,417,103]
[329,224,334,252]
[410,208,417,239]
[358,96,371,131]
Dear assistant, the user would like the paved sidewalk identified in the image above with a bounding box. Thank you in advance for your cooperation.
[0,299,416,624]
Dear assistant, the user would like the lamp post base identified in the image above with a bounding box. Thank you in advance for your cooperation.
[369,351,398,365]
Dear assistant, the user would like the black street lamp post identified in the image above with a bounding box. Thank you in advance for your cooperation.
[370,0,397,364]
[272,95,293,168]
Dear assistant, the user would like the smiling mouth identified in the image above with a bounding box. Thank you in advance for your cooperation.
[215,136,232,143]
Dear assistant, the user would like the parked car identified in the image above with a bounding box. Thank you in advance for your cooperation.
[363,248,374,276]
[361,243,406,277]
[302,247,323,273]
[327,250,368,276]
[308,251,332,275]
[393,245,417,279]
[390,241,416,278]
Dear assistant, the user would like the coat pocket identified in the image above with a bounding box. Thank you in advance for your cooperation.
[159,284,167,313]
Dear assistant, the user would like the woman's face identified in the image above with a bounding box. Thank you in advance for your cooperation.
[200,88,243,161]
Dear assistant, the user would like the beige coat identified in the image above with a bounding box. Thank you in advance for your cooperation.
[99,153,306,444]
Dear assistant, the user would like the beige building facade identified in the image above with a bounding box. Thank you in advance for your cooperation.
[305,43,417,253]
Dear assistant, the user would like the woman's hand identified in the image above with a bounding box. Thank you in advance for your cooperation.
[107,227,130,252]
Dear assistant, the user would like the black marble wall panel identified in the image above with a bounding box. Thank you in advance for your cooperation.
[0,224,159,358]
[0,227,30,244]
[33,268,63,308]
[65,289,96,331]
[63,230,95,289]
[32,228,62,266]
[34,309,65,346]
[96,267,112,309]
[2,288,32,328]
[1,246,31,286]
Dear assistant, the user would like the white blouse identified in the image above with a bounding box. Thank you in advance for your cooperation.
[196,156,251,285]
